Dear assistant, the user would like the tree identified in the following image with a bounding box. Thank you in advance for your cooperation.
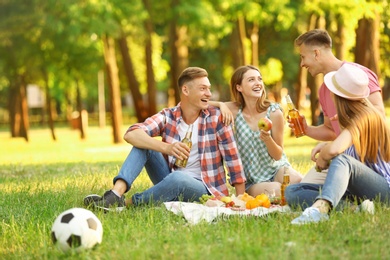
[103,35,123,143]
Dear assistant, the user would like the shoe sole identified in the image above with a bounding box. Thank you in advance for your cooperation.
[95,205,126,213]
[84,194,102,207]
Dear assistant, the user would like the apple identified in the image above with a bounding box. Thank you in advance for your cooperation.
[258,117,272,131]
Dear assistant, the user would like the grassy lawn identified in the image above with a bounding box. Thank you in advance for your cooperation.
[1,126,389,259]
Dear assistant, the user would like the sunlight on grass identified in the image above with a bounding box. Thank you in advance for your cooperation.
[0,126,131,164]
[4,125,389,259]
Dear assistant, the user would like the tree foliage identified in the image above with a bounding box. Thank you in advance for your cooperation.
[0,0,388,142]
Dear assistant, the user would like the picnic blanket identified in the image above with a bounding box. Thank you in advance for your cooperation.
[164,201,291,225]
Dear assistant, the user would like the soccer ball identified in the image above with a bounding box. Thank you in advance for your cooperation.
[51,208,103,252]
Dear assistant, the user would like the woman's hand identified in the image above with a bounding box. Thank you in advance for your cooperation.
[259,129,272,142]
[315,156,331,172]
[311,142,328,162]
[220,102,234,126]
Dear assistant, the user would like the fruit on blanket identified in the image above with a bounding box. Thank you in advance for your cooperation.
[225,201,235,208]
[256,194,271,208]
[238,193,255,202]
[262,199,271,208]
[258,117,272,131]
[220,196,232,204]
[199,194,215,204]
[245,194,271,209]
[255,194,268,202]
[246,199,261,209]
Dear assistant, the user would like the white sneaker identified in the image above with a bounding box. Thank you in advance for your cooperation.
[355,200,375,215]
[291,207,329,225]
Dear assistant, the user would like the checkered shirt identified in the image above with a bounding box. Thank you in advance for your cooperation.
[235,103,290,184]
[126,103,246,197]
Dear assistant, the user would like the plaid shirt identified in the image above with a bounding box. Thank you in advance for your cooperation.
[126,103,246,197]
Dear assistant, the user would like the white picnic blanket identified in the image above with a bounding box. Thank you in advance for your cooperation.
[164,201,291,225]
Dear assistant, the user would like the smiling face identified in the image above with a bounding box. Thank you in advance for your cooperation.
[236,69,264,99]
[183,76,212,110]
[299,43,321,77]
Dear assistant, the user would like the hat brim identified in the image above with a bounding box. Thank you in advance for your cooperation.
[324,71,370,100]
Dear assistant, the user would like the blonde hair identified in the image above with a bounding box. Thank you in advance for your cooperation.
[230,65,271,112]
[335,96,390,163]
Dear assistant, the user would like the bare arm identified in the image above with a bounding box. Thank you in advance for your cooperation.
[368,91,386,118]
[261,109,284,160]
[233,182,246,196]
[315,129,353,170]
[304,115,337,141]
[124,129,190,161]
[208,101,239,125]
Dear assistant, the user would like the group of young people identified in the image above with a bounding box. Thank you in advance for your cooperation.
[84,29,390,224]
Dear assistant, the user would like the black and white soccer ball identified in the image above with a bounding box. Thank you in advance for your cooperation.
[51,208,103,252]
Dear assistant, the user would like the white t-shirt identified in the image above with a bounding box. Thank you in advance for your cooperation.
[176,118,201,180]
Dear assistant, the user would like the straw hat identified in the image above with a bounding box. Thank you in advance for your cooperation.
[324,63,369,100]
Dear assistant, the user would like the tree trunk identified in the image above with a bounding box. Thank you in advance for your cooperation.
[142,0,157,116]
[237,16,247,65]
[42,69,57,141]
[169,11,189,106]
[103,35,123,144]
[250,22,259,67]
[230,18,246,68]
[355,15,380,77]
[76,80,86,139]
[334,15,346,60]
[9,76,29,141]
[117,34,148,122]
[230,26,243,69]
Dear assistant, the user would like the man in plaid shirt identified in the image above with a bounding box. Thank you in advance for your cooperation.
[84,67,246,212]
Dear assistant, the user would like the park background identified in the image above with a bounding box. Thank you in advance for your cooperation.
[0,0,389,142]
[1,1,390,259]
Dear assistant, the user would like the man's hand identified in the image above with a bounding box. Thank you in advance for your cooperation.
[286,114,308,134]
[166,142,191,160]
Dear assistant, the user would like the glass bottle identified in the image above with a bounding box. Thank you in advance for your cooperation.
[174,124,193,168]
[285,95,306,138]
[280,166,290,206]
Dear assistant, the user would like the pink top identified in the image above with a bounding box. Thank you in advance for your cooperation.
[319,61,381,135]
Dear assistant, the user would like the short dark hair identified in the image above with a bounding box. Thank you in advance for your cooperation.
[177,67,208,89]
[295,29,332,48]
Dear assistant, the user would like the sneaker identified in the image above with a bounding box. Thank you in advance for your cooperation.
[92,190,126,213]
[84,194,102,207]
[355,200,375,215]
[291,207,329,225]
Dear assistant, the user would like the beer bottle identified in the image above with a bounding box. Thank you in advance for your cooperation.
[175,124,193,168]
[285,95,306,138]
[280,166,290,206]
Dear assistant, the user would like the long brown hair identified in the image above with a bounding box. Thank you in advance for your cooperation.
[230,65,271,112]
[335,96,390,163]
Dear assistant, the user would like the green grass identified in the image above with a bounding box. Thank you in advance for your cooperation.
[1,126,390,259]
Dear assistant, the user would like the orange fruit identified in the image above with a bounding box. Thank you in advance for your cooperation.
[255,194,269,202]
[262,199,271,208]
[239,192,255,202]
[246,199,261,209]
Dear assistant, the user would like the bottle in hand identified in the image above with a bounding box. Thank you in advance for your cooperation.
[175,124,193,168]
[285,94,305,138]
[280,166,290,206]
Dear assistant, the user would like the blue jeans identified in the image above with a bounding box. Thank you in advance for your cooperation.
[285,154,390,210]
[113,147,209,205]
